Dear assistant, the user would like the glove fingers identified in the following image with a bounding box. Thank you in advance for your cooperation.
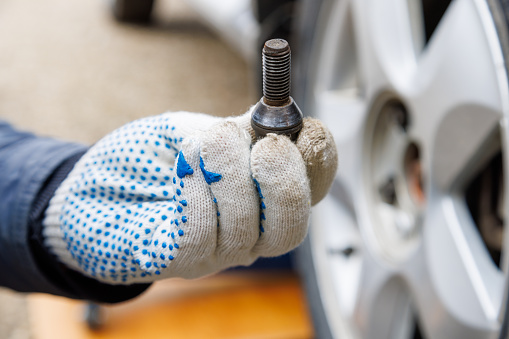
[157,136,218,278]
[295,117,338,206]
[227,108,256,143]
[250,134,311,257]
[200,121,259,266]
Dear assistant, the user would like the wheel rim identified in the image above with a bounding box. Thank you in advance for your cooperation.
[307,0,509,338]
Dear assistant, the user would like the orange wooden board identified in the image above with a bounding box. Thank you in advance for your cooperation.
[28,271,314,339]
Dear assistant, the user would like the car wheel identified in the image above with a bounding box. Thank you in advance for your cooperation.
[294,0,509,338]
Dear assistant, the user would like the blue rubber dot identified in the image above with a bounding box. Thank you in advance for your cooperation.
[182,216,188,223]
[178,230,184,236]
[145,229,151,234]
[145,262,152,268]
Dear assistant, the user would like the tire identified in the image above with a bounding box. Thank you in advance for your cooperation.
[293,0,509,338]
[112,0,155,23]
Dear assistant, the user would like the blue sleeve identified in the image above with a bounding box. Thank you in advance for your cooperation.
[0,121,150,302]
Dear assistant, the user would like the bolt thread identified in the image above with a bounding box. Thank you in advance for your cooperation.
[263,39,291,106]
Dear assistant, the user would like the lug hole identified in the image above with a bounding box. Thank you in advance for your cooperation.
[404,142,425,206]
[379,176,397,205]
[390,101,410,132]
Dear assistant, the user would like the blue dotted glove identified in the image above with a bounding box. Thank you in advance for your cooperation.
[43,110,337,284]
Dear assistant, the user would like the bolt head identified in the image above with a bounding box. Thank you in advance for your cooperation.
[251,97,303,141]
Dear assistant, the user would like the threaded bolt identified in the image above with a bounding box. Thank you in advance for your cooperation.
[263,39,291,106]
[251,38,302,140]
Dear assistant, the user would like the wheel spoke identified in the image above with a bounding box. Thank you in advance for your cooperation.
[309,190,363,338]
[407,0,505,187]
[314,0,359,94]
[351,0,422,95]
[416,196,504,335]
[353,251,414,339]
[313,89,367,199]
[430,104,501,192]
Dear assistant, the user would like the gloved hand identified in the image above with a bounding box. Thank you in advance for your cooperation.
[43,109,337,284]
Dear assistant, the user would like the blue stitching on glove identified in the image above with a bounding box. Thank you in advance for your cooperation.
[176,151,194,178]
[253,179,266,234]
[199,157,222,184]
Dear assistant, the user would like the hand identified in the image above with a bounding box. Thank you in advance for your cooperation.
[43,109,337,284]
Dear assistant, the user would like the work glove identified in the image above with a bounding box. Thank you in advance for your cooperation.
[43,109,337,284]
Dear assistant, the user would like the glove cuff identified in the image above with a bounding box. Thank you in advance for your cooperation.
[42,168,84,273]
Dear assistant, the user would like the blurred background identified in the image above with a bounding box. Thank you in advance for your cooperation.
[0,0,312,338]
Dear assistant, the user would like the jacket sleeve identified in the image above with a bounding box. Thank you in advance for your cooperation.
[0,121,150,303]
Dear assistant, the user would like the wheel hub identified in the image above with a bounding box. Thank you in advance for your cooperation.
[365,96,424,262]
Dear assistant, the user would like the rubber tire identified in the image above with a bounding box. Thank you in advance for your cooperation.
[292,0,509,338]
[291,1,332,336]
[488,2,509,336]
[112,0,155,23]
[294,235,334,339]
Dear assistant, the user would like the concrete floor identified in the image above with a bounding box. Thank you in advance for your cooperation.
[0,0,255,337]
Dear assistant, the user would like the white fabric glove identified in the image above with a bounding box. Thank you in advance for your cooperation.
[43,109,337,284]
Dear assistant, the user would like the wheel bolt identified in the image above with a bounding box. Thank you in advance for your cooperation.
[251,39,303,141]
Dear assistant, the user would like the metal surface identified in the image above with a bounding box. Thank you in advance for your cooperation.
[304,0,509,338]
[251,38,303,140]
[251,97,303,140]
[262,39,291,106]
